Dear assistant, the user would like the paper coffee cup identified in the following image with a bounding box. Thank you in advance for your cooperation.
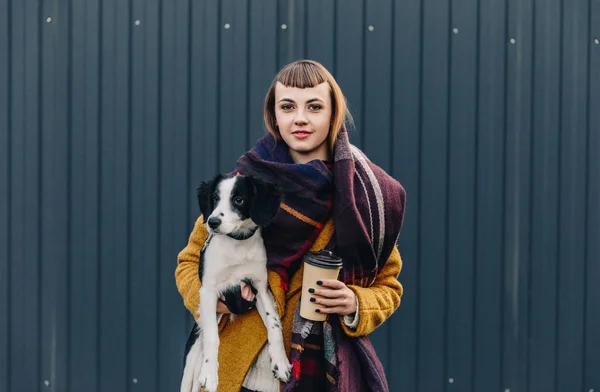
[300,250,343,321]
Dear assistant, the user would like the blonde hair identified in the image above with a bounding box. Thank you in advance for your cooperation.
[263,60,353,152]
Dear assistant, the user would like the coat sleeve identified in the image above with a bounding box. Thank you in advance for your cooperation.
[339,245,403,337]
[175,215,209,319]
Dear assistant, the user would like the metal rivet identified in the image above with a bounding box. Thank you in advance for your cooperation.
[133,378,138,384]
[135,20,141,26]
[46,17,52,23]
[594,39,599,45]
[505,389,510,392]
[368,25,374,32]
[453,28,459,34]
[281,24,287,30]
[224,23,231,29]
[44,380,50,387]
[448,377,454,383]
[589,389,594,392]
[510,38,516,44]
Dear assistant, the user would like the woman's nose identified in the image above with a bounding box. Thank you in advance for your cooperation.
[294,110,308,124]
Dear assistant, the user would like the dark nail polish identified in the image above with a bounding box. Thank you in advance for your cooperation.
[310,297,316,302]
[316,280,323,285]
[315,309,321,313]
[308,288,315,293]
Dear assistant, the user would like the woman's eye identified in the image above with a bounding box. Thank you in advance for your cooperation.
[281,104,294,110]
[234,197,244,205]
[308,104,322,111]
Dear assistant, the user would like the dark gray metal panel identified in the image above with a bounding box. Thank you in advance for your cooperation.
[190,0,219,196]
[585,3,600,391]
[277,0,291,67]
[129,0,160,390]
[40,0,71,390]
[392,0,420,389]
[446,0,478,389]
[219,0,249,172]
[10,1,42,391]
[362,0,393,374]
[219,0,249,171]
[529,0,562,389]
[504,1,534,390]
[159,1,192,390]
[474,0,506,389]
[292,0,307,60]
[98,0,130,389]
[306,0,335,74]
[69,1,101,391]
[555,1,589,390]
[187,0,222,357]
[0,0,9,390]
[418,0,450,390]
[248,0,277,147]
[334,0,363,146]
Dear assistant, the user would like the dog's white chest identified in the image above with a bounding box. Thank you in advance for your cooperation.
[202,234,268,290]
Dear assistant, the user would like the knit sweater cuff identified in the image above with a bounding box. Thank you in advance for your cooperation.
[343,295,360,329]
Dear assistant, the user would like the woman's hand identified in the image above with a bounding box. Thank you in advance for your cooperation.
[216,280,256,314]
[308,279,357,316]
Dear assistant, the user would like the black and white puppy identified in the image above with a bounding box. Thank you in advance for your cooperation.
[180,174,292,392]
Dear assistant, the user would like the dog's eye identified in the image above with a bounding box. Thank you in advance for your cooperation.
[212,194,219,202]
[233,196,244,205]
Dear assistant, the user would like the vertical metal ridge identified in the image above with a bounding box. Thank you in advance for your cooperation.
[443,0,453,390]
[471,0,483,389]
[581,0,592,386]
[187,0,193,219]
[303,0,308,58]
[186,0,194,340]
[387,0,396,372]
[155,0,164,386]
[126,0,133,390]
[500,0,509,388]
[36,0,44,389]
[359,0,366,148]
[415,0,424,387]
[5,0,12,390]
[216,0,221,170]
[388,0,395,178]
[526,0,537,388]
[95,0,103,388]
[332,0,338,76]
[66,0,74,389]
[553,0,565,390]
[245,0,250,150]
[275,0,280,69]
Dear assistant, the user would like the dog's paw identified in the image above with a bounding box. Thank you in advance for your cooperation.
[269,350,292,382]
[197,361,218,392]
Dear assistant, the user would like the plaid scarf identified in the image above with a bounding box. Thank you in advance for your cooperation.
[234,127,406,391]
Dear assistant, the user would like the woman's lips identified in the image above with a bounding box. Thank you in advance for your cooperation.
[292,130,311,140]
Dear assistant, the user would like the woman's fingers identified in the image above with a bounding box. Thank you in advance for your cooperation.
[240,281,256,301]
[216,298,230,314]
[315,306,346,315]
[310,296,347,307]
[309,287,345,298]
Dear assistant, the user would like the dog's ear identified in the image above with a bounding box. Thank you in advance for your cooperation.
[196,174,222,222]
[249,176,282,227]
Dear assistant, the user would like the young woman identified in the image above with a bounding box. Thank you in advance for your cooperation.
[176,59,406,392]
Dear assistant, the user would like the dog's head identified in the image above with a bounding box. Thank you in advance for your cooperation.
[196,174,282,235]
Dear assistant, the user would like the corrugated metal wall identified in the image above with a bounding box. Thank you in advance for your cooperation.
[1,0,598,391]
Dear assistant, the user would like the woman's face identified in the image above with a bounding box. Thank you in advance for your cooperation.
[274,82,332,164]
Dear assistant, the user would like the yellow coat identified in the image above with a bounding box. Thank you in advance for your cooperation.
[175,215,404,391]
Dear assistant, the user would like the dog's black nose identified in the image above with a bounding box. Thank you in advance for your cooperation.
[207,217,221,229]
